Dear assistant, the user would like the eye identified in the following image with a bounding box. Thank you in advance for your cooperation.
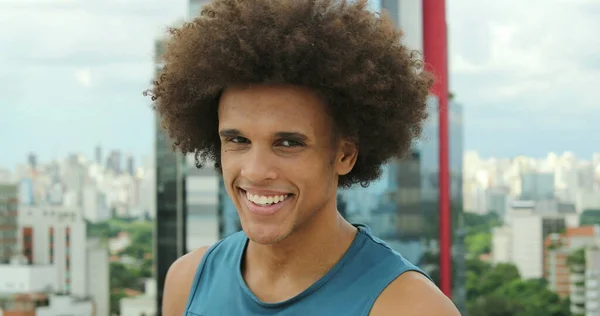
[227,136,249,144]
[278,139,304,147]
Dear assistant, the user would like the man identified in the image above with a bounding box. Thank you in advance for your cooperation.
[150,0,461,315]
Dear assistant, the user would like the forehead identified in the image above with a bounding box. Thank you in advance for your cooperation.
[218,84,333,137]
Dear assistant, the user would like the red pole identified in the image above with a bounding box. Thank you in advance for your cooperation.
[422,0,451,297]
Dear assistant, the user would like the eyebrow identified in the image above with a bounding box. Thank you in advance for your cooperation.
[219,129,241,138]
[218,129,308,141]
[274,132,308,142]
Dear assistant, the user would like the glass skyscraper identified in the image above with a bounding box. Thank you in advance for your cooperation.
[340,97,466,312]
[153,34,189,315]
[154,2,218,314]
[154,114,188,315]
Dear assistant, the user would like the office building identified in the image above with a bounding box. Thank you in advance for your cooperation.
[86,239,110,316]
[185,155,220,250]
[544,226,600,315]
[0,205,109,316]
[18,205,87,296]
[0,260,95,315]
[493,200,578,279]
[28,154,37,170]
[0,184,18,264]
[520,171,555,200]
[154,40,188,312]
[82,185,110,223]
[585,247,600,316]
[486,186,510,220]
[0,247,106,316]
[154,1,215,314]
[127,155,135,176]
[95,145,103,165]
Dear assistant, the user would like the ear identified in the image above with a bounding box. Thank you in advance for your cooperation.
[335,139,358,176]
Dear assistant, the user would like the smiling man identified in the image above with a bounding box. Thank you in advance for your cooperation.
[150,0,460,315]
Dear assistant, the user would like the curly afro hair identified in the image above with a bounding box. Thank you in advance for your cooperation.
[149,0,433,188]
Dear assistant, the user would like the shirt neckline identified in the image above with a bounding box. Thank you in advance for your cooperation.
[236,224,369,308]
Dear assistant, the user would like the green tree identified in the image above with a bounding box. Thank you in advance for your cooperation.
[567,247,586,273]
[464,212,502,235]
[465,258,492,299]
[469,262,520,299]
[109,262,144,315]
[87,218,134,240]
[120,221,153,259]
[110,262,141,290]
[465,231,492,258]
[497,278,571,316]
[463,212,571,316]
[468,278,571,316]
[110,289,127,316]
[466,257,491,276]
[467,293,525,316]
[89,218,155,315]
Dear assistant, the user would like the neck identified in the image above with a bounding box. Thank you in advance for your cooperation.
[244,201,357,285]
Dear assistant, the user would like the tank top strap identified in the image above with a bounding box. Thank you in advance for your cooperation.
[184,231,245,313]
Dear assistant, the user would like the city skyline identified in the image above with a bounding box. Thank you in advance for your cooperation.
[1,0,599,168]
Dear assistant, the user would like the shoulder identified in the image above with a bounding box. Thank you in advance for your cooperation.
[162,246,210,316]
[370,271,461,316]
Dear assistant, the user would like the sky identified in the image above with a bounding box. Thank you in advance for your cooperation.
[0,0,599,169]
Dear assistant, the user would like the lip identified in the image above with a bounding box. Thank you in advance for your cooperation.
[240,187,292,196]
[239,188,292,216]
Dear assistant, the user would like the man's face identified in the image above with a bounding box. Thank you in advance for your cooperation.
[218,84,356,245]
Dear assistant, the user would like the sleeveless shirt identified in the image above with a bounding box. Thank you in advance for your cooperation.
[184,224,431,316]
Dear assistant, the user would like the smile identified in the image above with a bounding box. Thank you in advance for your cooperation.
[239,188,293,216]
[245,191,290,206]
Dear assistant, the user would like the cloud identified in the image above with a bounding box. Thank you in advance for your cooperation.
[0,0,189,168]
[0,0,189,99]
[0,1,186,64]
[448,0,600,106]
[74,68,92,87]
[448,0,600,157]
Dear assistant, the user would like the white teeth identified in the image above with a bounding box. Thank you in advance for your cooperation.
[246,191,288,206]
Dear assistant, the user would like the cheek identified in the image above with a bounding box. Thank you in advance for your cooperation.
[295,156,335,189]
[220,151,238,179]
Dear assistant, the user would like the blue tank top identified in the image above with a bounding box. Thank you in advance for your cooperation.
[184,224,431,316]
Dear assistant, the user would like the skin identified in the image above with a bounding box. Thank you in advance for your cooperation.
[162,84,461,315]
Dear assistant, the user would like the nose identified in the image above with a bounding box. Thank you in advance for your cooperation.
[240,146,278,183]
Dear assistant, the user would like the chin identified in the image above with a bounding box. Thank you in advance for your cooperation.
[241,221,292,245]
